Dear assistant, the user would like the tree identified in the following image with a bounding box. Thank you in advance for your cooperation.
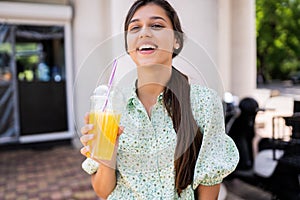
[256,0,300,82]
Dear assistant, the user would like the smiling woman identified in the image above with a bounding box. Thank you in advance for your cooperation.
[80,0,239,199]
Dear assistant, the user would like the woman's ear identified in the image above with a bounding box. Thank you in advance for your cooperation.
[174,39,180,50]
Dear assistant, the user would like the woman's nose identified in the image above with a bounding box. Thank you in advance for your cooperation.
[139,27,152,38]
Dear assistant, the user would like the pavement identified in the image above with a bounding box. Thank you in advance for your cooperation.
[0,142,98,200]
[0,141,273,200]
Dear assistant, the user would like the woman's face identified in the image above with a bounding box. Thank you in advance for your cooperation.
[126,4,178,67]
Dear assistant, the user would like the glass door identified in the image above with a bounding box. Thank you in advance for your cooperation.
[15,25,68,135]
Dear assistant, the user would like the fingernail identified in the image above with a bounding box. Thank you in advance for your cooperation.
[87,134,94,140]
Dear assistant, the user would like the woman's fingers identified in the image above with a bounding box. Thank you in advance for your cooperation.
[84,112,89,124]
[80,134,94,146]
[80,146,91,158]
[81,124,93,135]
[80,113,93,158]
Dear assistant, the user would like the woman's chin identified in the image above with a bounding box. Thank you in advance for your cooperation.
[136,59,158,67]
[135,58,172,68]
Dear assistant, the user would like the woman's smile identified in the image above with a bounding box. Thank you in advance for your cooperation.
[137,43,158,55]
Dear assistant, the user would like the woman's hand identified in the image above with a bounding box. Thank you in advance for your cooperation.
[80,112,123,198]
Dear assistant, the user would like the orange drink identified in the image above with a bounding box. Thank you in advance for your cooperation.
[89,111,121,160]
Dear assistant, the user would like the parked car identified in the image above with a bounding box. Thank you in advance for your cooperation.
[290,71,300,84]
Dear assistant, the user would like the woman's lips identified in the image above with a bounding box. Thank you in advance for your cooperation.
[138,49,156,54]
[137,44,157,55]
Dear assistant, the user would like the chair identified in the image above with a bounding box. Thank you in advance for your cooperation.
[227,97,259,170]
[284,113,300,139]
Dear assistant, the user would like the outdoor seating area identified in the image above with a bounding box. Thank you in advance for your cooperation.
[225,86,300,199]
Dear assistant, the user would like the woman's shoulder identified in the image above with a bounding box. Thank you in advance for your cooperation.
[190,84,219,100]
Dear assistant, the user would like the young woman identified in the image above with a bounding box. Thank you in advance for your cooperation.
[80,0,239,199]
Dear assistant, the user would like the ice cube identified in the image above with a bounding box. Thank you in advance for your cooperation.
[93,85,108,96]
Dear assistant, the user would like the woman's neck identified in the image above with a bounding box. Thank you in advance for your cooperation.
[136,64,172,96]
[136,64,172,116]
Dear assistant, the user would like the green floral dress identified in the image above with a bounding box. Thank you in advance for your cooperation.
[82,84,239,200]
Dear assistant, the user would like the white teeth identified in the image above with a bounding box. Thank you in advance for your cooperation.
[139,44,156,50]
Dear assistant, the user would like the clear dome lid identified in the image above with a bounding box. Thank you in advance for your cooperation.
[90,85,125,113]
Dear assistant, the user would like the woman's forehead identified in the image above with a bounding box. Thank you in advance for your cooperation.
[131,4,170,22]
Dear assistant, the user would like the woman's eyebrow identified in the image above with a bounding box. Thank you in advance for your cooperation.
[150,16,167,22]
[129,18,140,24]
[129,16,167,24]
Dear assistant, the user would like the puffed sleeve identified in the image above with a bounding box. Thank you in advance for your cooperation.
[190,85,239,189]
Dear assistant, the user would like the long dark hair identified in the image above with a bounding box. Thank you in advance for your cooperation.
[124,0,203,195]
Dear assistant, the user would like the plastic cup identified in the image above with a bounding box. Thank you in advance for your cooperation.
[88,85,123,160]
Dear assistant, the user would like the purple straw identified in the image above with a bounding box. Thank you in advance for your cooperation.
[102,59,118,112]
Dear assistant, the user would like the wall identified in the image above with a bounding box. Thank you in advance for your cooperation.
[218,0,232,93]
[72,0,113,133]
[231,0,257,98]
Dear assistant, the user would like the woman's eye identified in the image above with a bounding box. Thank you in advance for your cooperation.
[129,26,140,32]
[151,24,164,30]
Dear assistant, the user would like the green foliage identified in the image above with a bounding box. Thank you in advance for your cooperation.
[256,0,300,81]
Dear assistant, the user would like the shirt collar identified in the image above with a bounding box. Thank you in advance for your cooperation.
[126,80,164,108]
